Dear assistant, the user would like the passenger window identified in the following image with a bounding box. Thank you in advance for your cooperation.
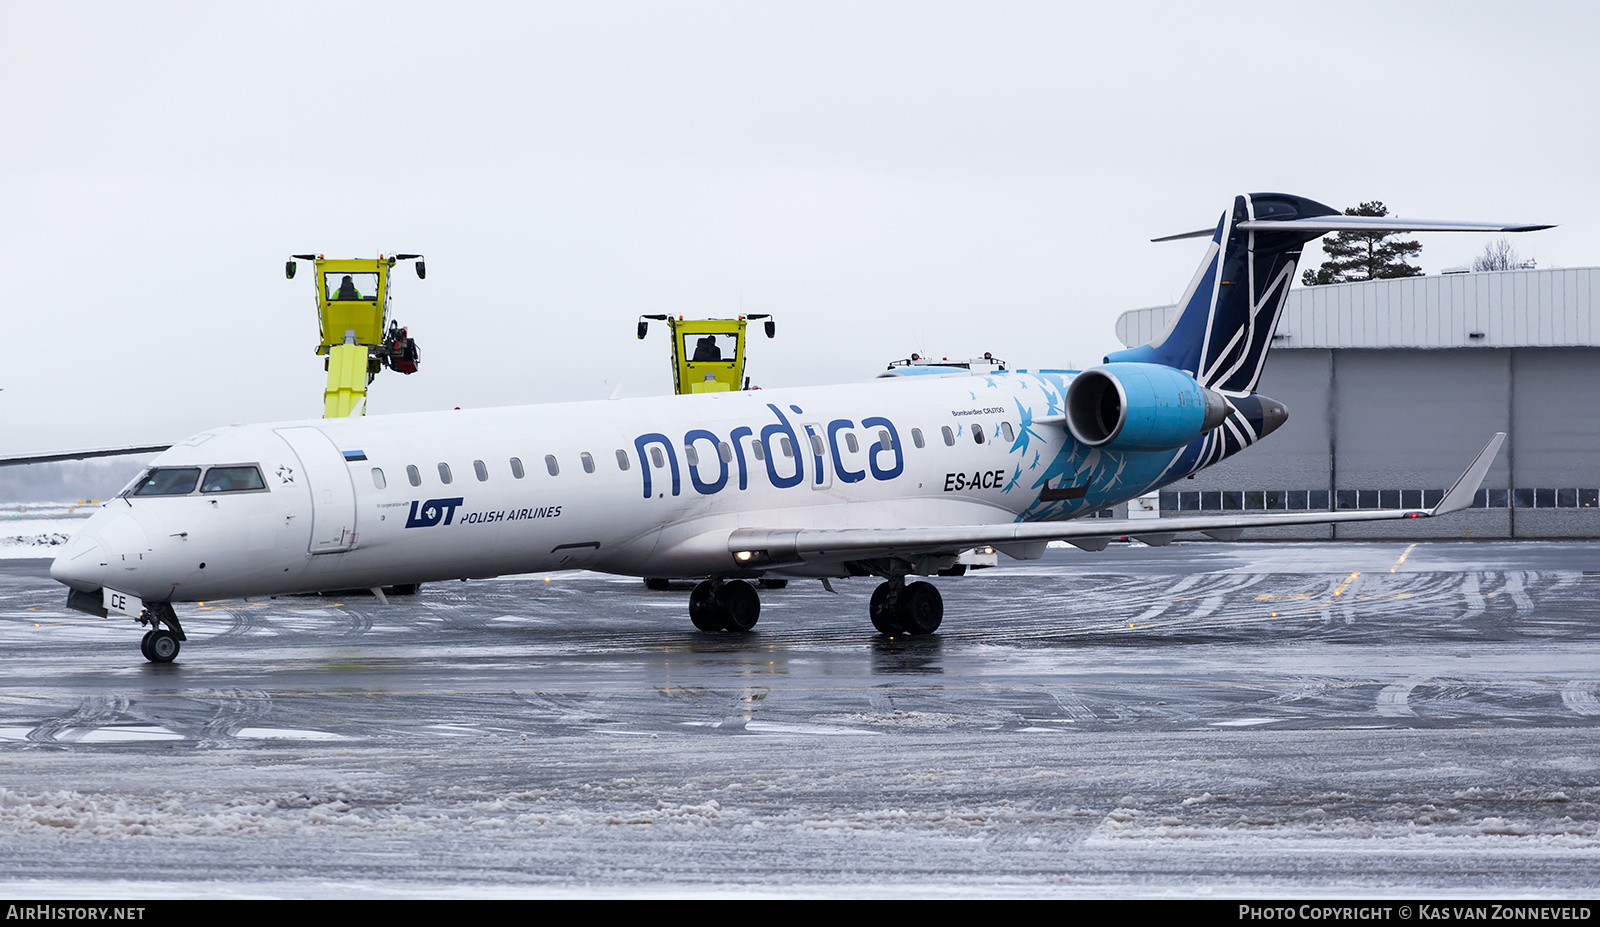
[780,437,794,458]
[911,428,925,449]
[438,463,453,484]
[581,452,595,474]
[718,442,733,463]
[407,465,421,487]
[751,440,766,462]
[615,449,631,471]
[371,468,386,490]
[474,460,488,482]
[1000,422,1015,443]
[878,429,894,450]
[511,457,525,479]
[685,445,700,466]
[200,465,266,493]
[545,455,560,476]
[809,434,824,456]
[132,468,201,496]
[650,447,665,468]
[845,433,859,454]
[942,426,955,446]
[973,424,986,445]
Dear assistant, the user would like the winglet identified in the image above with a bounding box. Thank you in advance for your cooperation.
[1430,433,1506,516]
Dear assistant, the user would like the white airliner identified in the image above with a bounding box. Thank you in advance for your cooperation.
[45,192,1545,662]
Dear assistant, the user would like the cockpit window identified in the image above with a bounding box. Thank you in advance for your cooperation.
[200,465,266,493]
[131,468,202,496]
[117,469,151,496]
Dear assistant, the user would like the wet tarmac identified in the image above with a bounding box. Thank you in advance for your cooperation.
[1,540,1597,897]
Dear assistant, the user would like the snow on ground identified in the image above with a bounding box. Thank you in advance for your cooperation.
[2,536,1598,896]
[0,505,85,559]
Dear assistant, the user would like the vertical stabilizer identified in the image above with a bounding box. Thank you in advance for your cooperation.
[1105,193,1336,393]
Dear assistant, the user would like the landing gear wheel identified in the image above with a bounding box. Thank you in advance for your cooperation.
[689,581,722,632]
[145,629,181,663]
[715,580,761,632]
[139,630,155,661]
[898,581,943,635]
[870,582,901,635]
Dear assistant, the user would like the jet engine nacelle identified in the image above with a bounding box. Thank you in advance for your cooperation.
[1065,363,1231,452]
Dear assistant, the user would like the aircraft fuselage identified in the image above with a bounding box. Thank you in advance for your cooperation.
[51,370,1261,605]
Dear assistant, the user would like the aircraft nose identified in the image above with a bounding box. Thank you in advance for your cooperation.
[51,533,108,593]
[50,509,153,594]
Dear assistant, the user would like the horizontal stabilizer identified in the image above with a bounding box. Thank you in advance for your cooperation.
[1150,228,1216,243]
[1235,217,1554,234]
[1155,217,1553,243]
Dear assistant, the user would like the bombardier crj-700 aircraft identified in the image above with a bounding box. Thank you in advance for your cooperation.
[49,193,1544,662]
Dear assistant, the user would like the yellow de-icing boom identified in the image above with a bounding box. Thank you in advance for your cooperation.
[286,253,424,418]
[636,314,775,395]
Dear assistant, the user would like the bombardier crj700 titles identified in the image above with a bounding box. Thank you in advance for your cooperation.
[49,193,1546,662]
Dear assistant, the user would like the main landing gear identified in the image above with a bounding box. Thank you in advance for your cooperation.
[136,602,187,664]
[869,578,943,636]
[689,579,761,632]
[683,576,944,637]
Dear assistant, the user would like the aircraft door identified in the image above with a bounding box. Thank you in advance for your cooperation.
[802,423,832,491]
[274,426,358,554]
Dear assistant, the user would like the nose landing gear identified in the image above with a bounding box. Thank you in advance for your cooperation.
[140,629,181,663]
[136,602,186,664]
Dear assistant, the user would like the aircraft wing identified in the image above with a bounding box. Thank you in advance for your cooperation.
[729,434,1504,567]
[0,445,173,467]
[0,444,172,467]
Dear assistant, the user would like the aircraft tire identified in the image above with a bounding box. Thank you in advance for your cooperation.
[146,629,181,663]
[869,582,901,635]
[715,580,760,632]
[139,630,154,661]
[689,581,723,632]
[898,581,943,635]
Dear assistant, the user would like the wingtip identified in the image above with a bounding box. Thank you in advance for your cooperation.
[1429,433,1507,517]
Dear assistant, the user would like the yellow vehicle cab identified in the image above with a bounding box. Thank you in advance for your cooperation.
[287,253,424,417]
[637,313,775,395]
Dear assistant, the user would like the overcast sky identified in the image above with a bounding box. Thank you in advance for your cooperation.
[3,1,1596,455]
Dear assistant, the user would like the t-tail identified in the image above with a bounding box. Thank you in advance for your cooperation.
[1071,192,1552,476]
[1104,191,1554,394]
[1105,193,1333,393]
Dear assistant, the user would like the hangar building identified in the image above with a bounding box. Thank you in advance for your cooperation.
[1113,266,1600,538]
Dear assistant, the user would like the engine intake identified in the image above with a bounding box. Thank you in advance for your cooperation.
[1065,363,1231,452]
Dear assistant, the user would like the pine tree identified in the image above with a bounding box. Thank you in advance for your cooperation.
[1300,201,1423,286]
